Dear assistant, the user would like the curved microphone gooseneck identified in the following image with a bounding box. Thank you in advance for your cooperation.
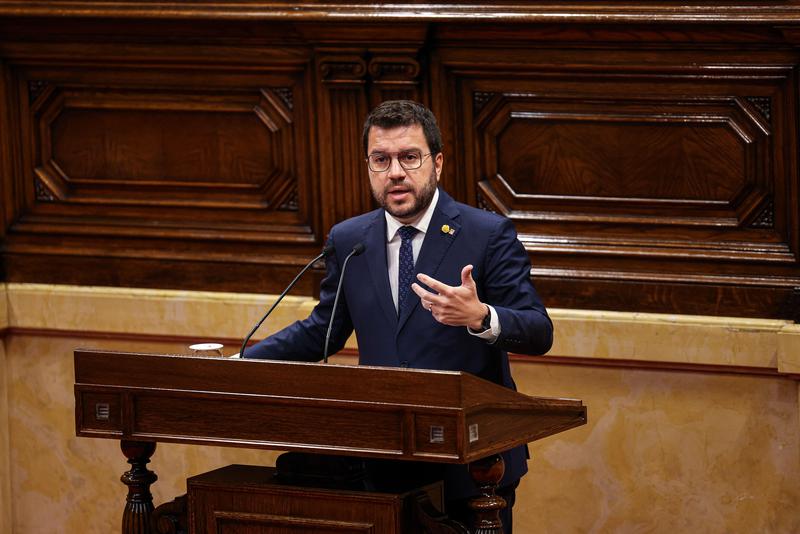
[323,243,365,364]
[239,245,334,358]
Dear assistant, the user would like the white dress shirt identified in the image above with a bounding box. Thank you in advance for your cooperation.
[384,188,499,341]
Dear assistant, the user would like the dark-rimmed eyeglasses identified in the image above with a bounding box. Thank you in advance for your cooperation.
[366,150,432,172]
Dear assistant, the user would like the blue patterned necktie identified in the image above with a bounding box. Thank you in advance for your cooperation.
[397,225,418,314]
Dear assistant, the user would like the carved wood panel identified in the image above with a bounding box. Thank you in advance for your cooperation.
[0,34,326,292]
[33,84,299,211]
[0,13,799,319]
[434,43,800,317]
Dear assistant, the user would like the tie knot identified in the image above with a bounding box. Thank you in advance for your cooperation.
[398,225,418,242]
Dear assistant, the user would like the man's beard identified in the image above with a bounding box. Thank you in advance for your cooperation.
[372,168,438,221]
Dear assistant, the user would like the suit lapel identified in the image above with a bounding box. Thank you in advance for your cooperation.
[364,211,398,328]
[397,190,461,332]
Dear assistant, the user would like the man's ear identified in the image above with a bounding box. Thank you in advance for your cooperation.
[434,152,444,181]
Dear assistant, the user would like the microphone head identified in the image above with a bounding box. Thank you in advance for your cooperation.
[322,244,335,257]
[351,243,366,256]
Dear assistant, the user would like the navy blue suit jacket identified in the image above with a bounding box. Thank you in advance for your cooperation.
[245,189,553,499]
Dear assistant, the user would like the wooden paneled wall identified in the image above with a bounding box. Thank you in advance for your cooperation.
[0,3,799,320]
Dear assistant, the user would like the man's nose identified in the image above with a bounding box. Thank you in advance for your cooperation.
[386,156,406,179]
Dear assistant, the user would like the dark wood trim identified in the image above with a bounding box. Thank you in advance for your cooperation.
[2,2,800,23]
[6,326,792,378]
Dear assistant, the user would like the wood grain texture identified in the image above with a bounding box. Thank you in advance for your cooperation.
[74,350,587,464]
[0,10,798,318]
[188,465,444,534]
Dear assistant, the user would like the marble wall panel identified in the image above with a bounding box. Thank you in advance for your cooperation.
[514,364,800,533]
[1,284,798,532]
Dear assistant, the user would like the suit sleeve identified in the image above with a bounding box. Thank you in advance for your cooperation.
[481,218,553,355]
[242,231,355,361]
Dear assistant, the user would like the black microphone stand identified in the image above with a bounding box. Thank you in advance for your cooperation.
[323,243,365,363]
[239,245,333,358]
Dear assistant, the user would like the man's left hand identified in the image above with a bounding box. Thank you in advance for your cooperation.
[411,265,487,329]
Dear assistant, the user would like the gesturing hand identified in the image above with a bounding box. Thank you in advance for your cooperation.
[411,264,487,329]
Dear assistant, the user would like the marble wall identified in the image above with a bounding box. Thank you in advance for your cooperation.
[0,284,798,533]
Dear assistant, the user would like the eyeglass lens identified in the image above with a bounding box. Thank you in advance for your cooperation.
[368,151,426,172]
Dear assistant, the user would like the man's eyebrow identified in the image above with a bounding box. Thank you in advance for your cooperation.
[369,147,423,154]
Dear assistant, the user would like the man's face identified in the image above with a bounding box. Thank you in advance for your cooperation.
[366,124,443,224]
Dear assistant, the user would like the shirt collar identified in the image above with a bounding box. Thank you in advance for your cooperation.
[385,187,440,242]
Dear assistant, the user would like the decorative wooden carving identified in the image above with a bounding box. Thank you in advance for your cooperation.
[319,55,368,84]
[315,52,373,229]
[467,455,506,534]
[0,8,799,319]
[368,54,422,103]
[750,199,775,228]
[745,96,771,123]
[34,176,54,201]
[120,440,158,534]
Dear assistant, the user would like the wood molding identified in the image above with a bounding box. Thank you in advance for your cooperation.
[3,2,800,24]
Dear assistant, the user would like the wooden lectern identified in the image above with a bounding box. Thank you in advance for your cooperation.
[74,350,586,533]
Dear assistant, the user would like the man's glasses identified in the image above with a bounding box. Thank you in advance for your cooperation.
[366,150,432,172]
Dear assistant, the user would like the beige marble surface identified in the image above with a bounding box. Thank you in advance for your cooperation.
[1,283,798,532]
[5,283,798,370]
[513,363,800,533]
[0,339,12,534]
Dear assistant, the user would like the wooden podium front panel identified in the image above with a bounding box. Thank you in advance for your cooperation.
[75,351,587,462]
[188,465,444,534]
[133,394,406,454]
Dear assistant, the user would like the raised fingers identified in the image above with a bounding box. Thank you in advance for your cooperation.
[416,273,454,296]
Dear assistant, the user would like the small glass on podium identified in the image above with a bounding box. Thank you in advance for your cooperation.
[188,343,224,357]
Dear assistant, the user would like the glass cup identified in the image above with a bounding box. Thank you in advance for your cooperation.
[188,342,224,357]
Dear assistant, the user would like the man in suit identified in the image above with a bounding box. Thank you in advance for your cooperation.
[243,100,553,533]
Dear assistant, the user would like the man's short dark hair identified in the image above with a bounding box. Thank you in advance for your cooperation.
[362,100,443,156]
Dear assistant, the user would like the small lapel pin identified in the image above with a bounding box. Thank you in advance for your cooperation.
[441,224,455,236]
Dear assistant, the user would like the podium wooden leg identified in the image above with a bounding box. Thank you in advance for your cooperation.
[120,440,158,534]
[467,454,506,534]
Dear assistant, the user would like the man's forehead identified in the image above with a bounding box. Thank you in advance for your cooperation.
[367,124,427,149]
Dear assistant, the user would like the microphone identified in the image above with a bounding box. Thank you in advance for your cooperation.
[240,244,334,358]
[323,243,365,363]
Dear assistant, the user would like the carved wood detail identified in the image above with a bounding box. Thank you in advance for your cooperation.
[745,96,772,123]
[120,440,158,534]
[319,55,368,84]
[750,199,775,228]
[473,92,496,115]
[368,54,422,103]
[0,13,799,318]
[34,176,54,201]
[467,455,506,534]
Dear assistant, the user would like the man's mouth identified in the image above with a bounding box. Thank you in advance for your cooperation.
[387,188,411,201]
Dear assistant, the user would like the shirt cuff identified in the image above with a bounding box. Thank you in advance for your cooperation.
[467,305,500,343]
